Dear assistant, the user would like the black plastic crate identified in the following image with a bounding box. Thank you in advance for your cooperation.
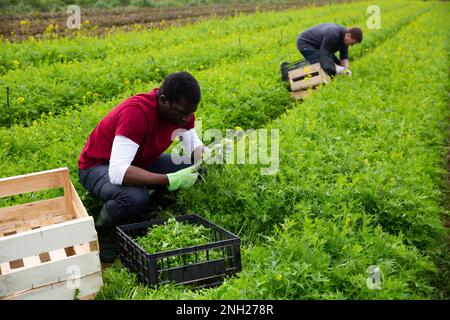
[116,214,242,288]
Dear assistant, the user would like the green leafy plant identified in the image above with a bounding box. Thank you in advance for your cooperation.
[0,1,419,126]
[73,288,81,300]
[1,0,449,300]
[136,218,213,254]
[135,218,222,268]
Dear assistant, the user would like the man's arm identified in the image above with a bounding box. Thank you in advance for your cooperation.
[109,135,169,187]
[320,30,340,55]
[320,30,343,75]
[179,128,209,164]
[340,59,349,68]
[340,44,349,68]
[122,166,169,186]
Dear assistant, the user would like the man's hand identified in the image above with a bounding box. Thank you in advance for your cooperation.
[336,65,352,76]
[336,65,345,75]
[166,165,198,191]
[340,59,349,69]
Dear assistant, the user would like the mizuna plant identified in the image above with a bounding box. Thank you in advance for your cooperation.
[0,1,448,300]
[99,4,450,299]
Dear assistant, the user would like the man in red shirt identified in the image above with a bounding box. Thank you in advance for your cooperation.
[78,72,207,263]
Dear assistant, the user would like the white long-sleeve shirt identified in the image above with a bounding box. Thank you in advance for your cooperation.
[108,128,204,185]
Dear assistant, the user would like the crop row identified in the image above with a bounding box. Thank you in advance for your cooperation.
[0,1,421,126]
[178,5,448,251]
[0,0,374,125]
[98,5,449,299]
[0,0,400,74]
[0,1,447,299]
[0,2,431,202]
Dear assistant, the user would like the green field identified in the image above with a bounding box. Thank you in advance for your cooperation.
[0,0,449,299]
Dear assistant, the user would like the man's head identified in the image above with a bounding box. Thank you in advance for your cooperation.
[344,27,363,46]
[157,71,201,127]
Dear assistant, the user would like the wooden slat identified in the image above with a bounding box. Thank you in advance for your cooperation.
[0,217,97,263]
[79,293,97,300]
[6,255,43,275]
[291,76,311,91]
[74,243,91,255]
[288,63,321,79]
[319,69,331,83]
[89,240,99,253]
[63,170,74,216]
[291,90,310,100]
[0,225,19,236]
[289,63,329,91]
[70,182,89,219]
[0,223,33,240]
[44,213,73,226]
[0,262,10,275]
[74,240,99,256]
[0,197,66,225]
[0,168,68,198]
[288,62,321,80]
[0,252,101,297]
[48,249,67,262]
[1,271,103,300]
[22,256,41,269]
[305,75,326,89]
[0,213,74,236]
[291,73,326,91]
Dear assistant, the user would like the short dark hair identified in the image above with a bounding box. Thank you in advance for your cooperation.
[346,27,363,43]
[157,71,201,105]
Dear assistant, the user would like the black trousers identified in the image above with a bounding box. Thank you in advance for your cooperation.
[296,39,340,74]
[78,154,191,224]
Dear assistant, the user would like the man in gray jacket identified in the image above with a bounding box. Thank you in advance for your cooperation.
[296,24,363,75]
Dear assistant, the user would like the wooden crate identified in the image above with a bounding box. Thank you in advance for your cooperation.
[288,63,331,100]
[290,89,311,101]
[0,168,102,300]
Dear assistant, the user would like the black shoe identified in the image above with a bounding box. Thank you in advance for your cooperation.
[98,232,118,263]
[95,205,118,263]
[280,61,289,81]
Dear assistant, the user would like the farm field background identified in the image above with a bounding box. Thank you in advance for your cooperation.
[0,0,449,299]
[0,0,346,40]
[0,0,316,14]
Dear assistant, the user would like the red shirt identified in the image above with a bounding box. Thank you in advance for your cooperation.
[78,88,195,170]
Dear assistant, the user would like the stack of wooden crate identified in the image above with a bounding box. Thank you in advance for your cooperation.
[288,62,331,100]
[0,168,102,300]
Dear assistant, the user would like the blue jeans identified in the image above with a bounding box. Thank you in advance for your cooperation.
[78,154,191,224]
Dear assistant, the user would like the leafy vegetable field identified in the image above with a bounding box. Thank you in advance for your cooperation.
[0,0,449,299]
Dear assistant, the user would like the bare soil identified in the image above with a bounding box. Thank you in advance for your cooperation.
[0,0,349,42]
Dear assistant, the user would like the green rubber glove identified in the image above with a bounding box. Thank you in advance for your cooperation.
[166,165,198,191]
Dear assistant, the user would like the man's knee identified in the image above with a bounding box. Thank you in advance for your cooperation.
[78,165,109,196]
[118,188,148,212]
[106,187,149,221]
